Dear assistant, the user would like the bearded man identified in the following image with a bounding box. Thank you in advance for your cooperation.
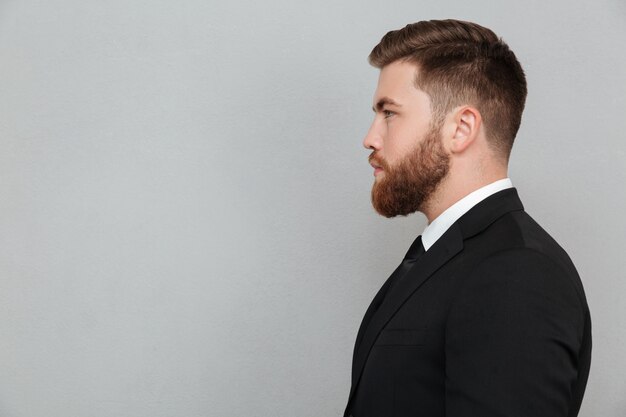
[345,20,592,417]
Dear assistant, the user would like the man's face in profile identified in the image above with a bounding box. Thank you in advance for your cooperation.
[364,61,450,217]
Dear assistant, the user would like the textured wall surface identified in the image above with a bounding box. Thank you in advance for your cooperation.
[0,0,624,416]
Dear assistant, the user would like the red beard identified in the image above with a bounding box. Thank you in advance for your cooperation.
[369,125,450,218]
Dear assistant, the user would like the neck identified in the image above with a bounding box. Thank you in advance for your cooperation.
[420,169,508,224]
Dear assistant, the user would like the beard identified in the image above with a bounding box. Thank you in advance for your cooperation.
[369,125,450,218]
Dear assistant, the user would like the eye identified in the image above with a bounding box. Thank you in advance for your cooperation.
[383,110,394,119]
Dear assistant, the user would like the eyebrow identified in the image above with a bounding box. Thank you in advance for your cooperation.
[372,97,402,113]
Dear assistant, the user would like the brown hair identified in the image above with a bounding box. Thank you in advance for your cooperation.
[369,19,527,160]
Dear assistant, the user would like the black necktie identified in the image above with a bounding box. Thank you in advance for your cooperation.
[384,235,426,299]
[401,235,426,271]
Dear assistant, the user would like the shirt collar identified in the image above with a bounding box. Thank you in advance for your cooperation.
[421,178,513,251]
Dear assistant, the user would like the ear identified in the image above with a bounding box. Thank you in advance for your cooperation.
[448,106,482,154]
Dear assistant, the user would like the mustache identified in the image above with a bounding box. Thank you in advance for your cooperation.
[368,152,390,170]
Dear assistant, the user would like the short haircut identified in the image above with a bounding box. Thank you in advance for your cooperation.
[369,19,527,161]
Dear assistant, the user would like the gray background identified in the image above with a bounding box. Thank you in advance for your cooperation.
[0,0,624,416]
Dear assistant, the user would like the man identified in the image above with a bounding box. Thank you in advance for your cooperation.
[345,20,591,417]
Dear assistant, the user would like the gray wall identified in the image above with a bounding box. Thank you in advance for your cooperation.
[0,0,624,416]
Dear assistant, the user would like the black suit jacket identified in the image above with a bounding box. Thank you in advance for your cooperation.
[345,188,591,417]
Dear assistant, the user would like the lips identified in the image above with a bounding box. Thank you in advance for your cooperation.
[370,161,384,176]
[369,155,385,176]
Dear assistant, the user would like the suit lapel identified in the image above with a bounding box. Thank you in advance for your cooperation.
[348,224,464,403]
[346,188,525,411]
[350,261,406,373]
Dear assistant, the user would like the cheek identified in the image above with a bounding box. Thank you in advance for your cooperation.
[393,118,432,151]
[386,133,415,163]
[383,143,402,167]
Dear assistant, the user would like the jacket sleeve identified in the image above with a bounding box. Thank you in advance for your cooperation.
[444,248,586,417]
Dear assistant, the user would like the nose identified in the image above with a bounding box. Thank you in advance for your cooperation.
[363,119,383,151]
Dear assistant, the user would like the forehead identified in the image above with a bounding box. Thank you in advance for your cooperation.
[373,61,430,107]
[374,60,421,104]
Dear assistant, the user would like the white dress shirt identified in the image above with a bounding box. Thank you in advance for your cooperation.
[421,178,513,251]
